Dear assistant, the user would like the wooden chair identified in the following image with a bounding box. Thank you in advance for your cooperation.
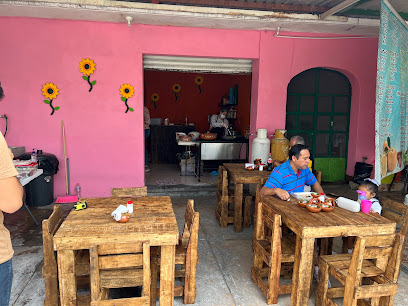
[42,205,90,306]
[341,198,408,253]
[316,232,406,306]
[89,242,151,305]
[251,197,296,304]
[215,165,252,228]
[111,186,148,197]
[151,199,199,304]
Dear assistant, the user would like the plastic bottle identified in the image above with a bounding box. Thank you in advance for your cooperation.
[319,193,325,203]
[356,190,367,204]
[75,184,81,199]
[31,148,37,163]
[267,153,273,171]
[127,200,134,214]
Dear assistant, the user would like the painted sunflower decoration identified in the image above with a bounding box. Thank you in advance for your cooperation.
[172,83,181,102]
[119,83,135,113]
[79,58,96,92]
[195,75,204,94]
[151,93,160,109]
[42,83,60,115]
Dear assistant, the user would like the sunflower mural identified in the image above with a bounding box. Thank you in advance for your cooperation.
[42,83,60,115]
[195,75,204,94]
[151,93,159,109]
[79,58,96,92]
[172,83,181,102]
[119,84,135,113]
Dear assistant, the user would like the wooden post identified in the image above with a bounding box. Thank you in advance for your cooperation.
[234,183,243,232]
[57,249,77,306]
[160,245,175,306]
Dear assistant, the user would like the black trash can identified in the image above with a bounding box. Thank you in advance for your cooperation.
[19,152,59,206]
[353,162,373,184]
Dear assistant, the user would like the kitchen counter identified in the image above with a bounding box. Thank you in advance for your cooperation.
[196,137,249,181]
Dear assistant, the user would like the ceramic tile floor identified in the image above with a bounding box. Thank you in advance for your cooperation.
[6,194,408,305]
[145,163,219,186]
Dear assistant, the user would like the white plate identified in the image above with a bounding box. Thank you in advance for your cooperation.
[292,192,312,199]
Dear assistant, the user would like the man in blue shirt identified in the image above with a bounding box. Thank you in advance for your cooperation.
[261,144,323,200]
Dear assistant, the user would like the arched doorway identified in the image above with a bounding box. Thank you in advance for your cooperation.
[285,68,351,182]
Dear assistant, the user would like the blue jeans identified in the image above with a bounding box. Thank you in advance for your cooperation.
[0,259,13,306]
[145,129,150,166]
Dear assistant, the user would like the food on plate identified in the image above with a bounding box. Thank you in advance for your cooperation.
[311,192,320,198]
[306,203,321,213]
[246,166,254,170]
[117,212,130,223]
[321,203,335,212]
[323,198,335,206]
[298,200,308,208]
[309,198,321,205]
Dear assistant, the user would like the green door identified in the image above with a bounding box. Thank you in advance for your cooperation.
[285,68,351,182]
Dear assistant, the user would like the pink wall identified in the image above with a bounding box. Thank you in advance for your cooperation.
[0,17,378,197]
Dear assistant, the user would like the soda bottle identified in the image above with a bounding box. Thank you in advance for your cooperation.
[267,153,273,171]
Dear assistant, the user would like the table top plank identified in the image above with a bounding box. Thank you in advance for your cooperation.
[261,196,396,238]
[54,196,179,250]
[223,163,271,184]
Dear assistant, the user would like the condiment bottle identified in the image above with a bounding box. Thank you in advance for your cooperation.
[127,200,133,214]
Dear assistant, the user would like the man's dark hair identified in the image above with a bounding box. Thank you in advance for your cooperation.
[220,107,228,113]
[0,82,4,100]
[289,144,310,160]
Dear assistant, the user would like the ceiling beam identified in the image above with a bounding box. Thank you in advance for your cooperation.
[143,0,329,13]
[320,0,360,20]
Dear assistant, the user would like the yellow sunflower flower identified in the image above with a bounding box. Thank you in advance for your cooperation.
[79,58,96,76]
[172,84,181,93]
[120,84,135,99]
[151,93,160,102]
[195,76,204,85]
[42,83,59,100]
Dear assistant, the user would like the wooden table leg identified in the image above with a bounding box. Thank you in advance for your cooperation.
[291,236,315,306]
[160,245,175,306]
[57,249,77,306]
[233,183,243,232]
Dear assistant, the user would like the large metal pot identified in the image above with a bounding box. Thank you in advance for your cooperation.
[200,132,217,140]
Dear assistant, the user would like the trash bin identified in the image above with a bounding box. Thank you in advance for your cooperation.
[19,152,59,206]
[353,162,373,184]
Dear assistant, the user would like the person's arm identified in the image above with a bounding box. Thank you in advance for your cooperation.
[0,136,23,213]
[311,180,324,194]
[260,186,290,200]
[0,176,23,213]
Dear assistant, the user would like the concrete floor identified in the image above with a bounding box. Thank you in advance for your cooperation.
[5,173,408,305]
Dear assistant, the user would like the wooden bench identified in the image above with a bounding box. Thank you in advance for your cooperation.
[216,165,252,228]
[151,199,199,304]
[110,186,147,197]
[251,196,296,304]
[42,205,90,306]
[89,242,151,305]
[317,233,405,306]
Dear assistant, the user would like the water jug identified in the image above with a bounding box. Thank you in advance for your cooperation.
[251,129,270,164]
[271,129,289,162]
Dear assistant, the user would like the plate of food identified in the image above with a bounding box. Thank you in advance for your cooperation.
[292,192,312,200]
[245,163,255,171]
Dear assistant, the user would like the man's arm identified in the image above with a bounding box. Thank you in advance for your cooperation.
[0,176,23,213]
[260,186,290,200]
[311,180,324,194]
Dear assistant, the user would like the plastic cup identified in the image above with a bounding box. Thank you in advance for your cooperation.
[361,200,372,213]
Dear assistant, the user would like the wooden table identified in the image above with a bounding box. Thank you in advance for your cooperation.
[259,195,396,306]
[223,163,271,232]
[53,196,179,306]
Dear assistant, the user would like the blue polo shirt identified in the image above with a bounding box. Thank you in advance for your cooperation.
[264,160,317,193]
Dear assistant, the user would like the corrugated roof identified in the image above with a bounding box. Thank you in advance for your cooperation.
[123,0,408,19]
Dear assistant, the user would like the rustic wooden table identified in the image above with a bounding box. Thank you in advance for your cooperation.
[223,163,271,232]
[259,195,396,306]
[53,196,179,306]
